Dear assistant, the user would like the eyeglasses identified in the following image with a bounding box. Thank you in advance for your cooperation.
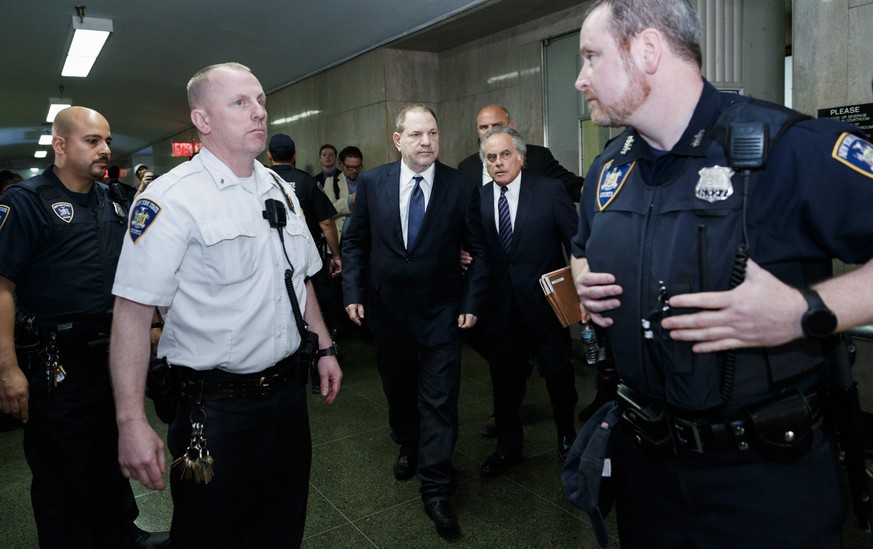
[342,163,362,172]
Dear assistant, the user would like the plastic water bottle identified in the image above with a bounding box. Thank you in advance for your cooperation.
[581,322,598,365]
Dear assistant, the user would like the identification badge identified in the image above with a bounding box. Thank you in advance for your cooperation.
[694,166,735,203]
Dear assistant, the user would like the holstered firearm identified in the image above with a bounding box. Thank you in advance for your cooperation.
[826,330,872,533]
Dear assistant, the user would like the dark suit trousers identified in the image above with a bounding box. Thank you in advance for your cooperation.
[487,300,577,455]
[375,334,461,502]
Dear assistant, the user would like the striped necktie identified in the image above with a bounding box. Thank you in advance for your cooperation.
[407,175,425,247]
[498,184,512,252]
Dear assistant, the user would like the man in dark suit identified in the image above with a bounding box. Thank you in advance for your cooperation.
[459,104,585,438]
[457,104,583,202]
[342,104,488,539]
[476,126,579,476]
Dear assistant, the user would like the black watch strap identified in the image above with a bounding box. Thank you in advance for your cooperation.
[800,288,837,338]
[318,342,338,357]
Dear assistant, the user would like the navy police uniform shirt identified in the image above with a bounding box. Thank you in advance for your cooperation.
[571,80,873,413]
[0,166,127,322]
[272,164,337,244]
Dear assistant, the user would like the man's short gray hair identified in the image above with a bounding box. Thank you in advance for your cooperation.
[479,125,527,163]
[187,62,252,111]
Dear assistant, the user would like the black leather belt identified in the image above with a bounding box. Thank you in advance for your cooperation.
[617,384,824,457]
[174,353,305,400]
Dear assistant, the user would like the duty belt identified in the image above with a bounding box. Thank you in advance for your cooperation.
[174,353,306,400]
[616,384,824,459]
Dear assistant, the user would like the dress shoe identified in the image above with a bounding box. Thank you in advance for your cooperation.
[131,529,171,549]
[393,451,417,480]
[424,499,460,540]
[558,434,575,462]
[479,415,496,438]
[480,450,522,477]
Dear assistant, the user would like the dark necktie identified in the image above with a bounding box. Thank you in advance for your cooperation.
[407,175,425,247]
[498,184,512,252]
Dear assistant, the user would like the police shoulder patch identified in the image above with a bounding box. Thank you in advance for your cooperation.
[129,199,162,242]
[52,202,74,223]
[596,160,635,211]
[0,205,10,231]
[832,132,873,180]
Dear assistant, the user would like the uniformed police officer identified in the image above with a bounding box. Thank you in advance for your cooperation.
[109,62,343,548]
[570,1,873,547]
[0,106,169,548]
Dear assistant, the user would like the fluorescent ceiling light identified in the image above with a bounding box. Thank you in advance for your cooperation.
[30,168,40,174]
[38,135,53,146]
[61,16,113,77]
[46,97,73,123]
[34,151,48,159]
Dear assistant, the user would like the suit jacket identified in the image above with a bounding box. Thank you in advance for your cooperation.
[479,172,578,335]
[342,160,489,346]
[458,144,583,202]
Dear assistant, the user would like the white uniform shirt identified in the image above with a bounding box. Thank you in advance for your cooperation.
[113,146,322,374]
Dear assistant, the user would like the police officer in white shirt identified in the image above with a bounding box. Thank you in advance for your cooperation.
[109,62,342,548]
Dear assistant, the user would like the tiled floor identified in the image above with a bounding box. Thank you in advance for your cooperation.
[0,333,605,548]
[2,332,872,548]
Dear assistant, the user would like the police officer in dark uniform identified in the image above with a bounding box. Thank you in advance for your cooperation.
[570,1,873,547]
[0,106,168,548]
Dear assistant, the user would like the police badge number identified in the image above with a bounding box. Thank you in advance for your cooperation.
[129,199,161,242]
[695,166,735,203]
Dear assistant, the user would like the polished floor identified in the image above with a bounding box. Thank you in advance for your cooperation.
[1,331,871,548]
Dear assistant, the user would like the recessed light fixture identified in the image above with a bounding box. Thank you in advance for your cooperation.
[46,97,73,123]
[61,7,113,78]
[38,134,53,146]
[34,151,48,159]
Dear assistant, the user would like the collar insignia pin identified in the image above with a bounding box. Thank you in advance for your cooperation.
[620,135,634,155]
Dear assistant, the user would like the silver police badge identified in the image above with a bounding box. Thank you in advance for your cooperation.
[695,166,735,203]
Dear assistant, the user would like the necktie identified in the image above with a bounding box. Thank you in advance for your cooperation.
[498,184,512,252]
[407,175,425,247]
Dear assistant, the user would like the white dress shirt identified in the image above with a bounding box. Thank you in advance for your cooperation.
[398,162,436,247]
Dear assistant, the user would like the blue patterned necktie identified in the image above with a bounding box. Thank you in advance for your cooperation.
[407,175,425,247]
[498,184,512,252]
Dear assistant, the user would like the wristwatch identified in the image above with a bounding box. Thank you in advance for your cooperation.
[799,288,837,339]
[317,342,339,357]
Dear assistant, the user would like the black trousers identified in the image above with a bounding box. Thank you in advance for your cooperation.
[486,300,577,455]
[167,383,311,548]
[375,334,461,503]
[24,345,140,549]
[611,423,847,548]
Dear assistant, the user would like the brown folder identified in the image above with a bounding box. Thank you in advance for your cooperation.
[539,266,582,328]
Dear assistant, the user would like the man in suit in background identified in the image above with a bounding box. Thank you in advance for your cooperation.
[458,104,584,202]
[342,104,488,539]
[476,126,579,476]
